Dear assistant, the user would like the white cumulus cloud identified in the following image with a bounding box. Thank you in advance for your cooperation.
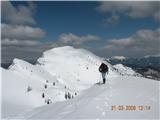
[2,24,45,41]
[1,1,46,63]
[58,33,101,45]
[97,1,160,23]
[99,28,160,57]
[1,1,36,25]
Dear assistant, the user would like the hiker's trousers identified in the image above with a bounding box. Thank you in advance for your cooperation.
[101,72,106,84]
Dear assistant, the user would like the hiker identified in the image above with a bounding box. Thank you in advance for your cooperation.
[99,63,108,84]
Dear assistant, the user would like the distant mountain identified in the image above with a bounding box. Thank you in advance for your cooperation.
[107,55,160,80]
[109,56,127,61]
[107,55,160,69]
[1,63,12,69]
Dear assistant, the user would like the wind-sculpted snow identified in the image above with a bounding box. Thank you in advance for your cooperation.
[1,46,159,119]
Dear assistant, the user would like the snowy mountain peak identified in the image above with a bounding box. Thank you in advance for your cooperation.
[37,46,115,89]
[8,58,33,71]
[110,56,127,60]
[11,58,27,66]
[41,46,101,62]
[144,54,160,58]
[45,46,77,53]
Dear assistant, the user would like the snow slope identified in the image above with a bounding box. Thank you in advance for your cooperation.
[1,60,60,118]
[37,46,116,90]
[16,76,159,119]
[2,67,45,117]
[113,64,142,77]
[2,46,116,118]
[1,46,159,119]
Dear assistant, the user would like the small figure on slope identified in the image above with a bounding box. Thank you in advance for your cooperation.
[99,62,109,84]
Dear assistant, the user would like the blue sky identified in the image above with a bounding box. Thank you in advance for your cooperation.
[1,1,160,63]
[12,1,159,41]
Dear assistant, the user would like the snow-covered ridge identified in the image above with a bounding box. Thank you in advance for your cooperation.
[2,46,157,119]
[37,46,116,88]
[2,46,117,118]
[113,64,142,77]
[15,73,159,119]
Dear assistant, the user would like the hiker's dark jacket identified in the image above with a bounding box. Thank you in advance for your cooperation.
[99,63,108,73]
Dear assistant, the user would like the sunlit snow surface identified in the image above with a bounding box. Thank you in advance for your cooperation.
[1,46,159,119]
